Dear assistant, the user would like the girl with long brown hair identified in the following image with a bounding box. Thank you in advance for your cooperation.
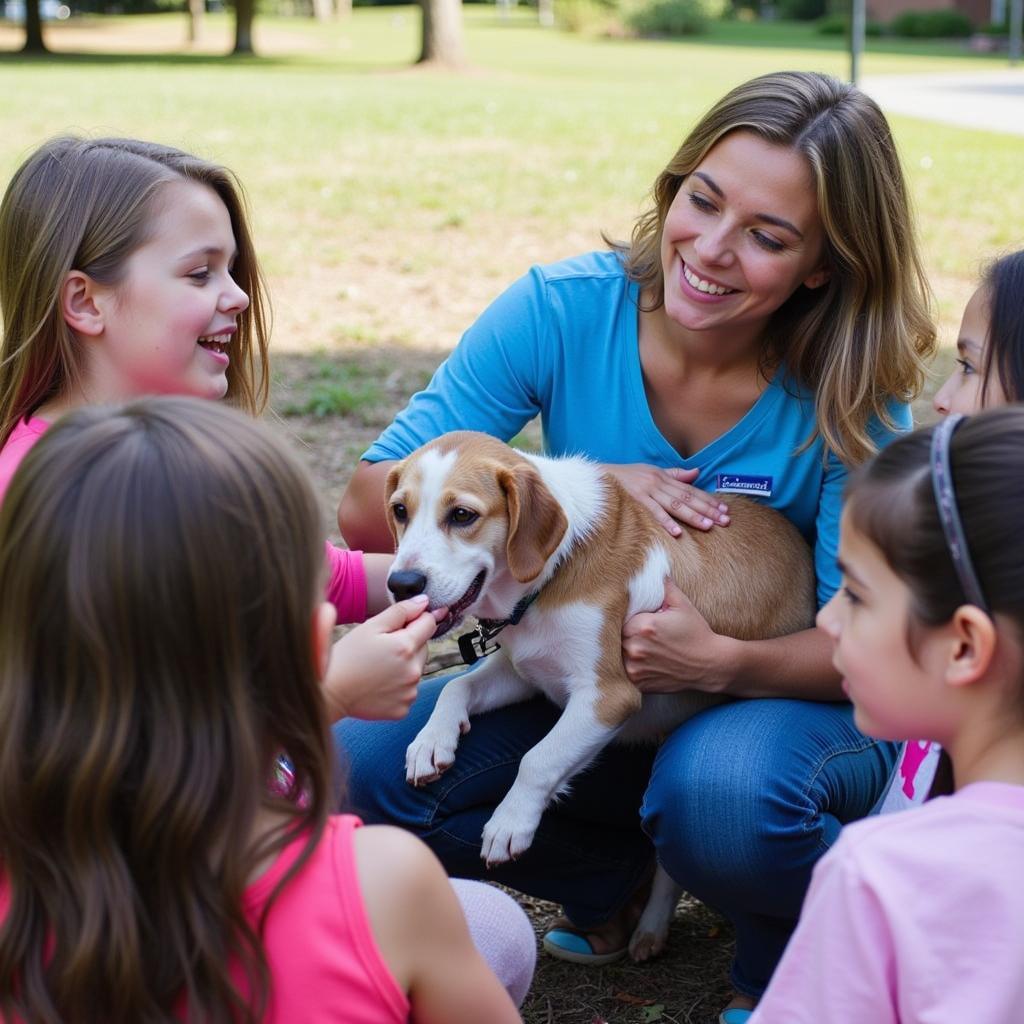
[0,397,522,1024]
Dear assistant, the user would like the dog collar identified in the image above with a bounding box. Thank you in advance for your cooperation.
[458,590,540,666]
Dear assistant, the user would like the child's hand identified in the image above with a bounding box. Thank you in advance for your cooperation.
[322,596,447,722]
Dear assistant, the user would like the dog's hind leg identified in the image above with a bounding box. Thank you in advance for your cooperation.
[405,652,538,787]
[480,690,621,867]
[628,865,683,962]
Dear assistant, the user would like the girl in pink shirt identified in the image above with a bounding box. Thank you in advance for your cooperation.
[0,135,432,710]
[0,396,523,1024]
[0,136,535,1006]
[750,405,1024,1024]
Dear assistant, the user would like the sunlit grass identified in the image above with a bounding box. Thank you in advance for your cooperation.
[1,8,1019,359]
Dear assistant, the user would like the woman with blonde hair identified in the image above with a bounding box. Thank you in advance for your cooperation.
[337,71,935,1021]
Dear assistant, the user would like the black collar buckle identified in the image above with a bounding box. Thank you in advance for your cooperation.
[456,590,540,667]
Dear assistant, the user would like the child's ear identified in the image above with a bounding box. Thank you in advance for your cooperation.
[60,271,105,337]
[944,605,997,689]
[312,601,337,681]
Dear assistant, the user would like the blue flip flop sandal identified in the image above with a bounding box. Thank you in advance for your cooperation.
[542,925,628,966]
[718,1009,753,1023]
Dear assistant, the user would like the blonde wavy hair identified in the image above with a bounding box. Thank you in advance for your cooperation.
[614,71,935,465]
[0,136,270,448]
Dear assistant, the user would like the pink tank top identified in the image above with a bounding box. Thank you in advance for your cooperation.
[234,813,410,1022]
[0,815,410,1022]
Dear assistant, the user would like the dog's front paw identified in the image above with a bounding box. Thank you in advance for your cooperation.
[405,724,461,786]
[480,795,542,867]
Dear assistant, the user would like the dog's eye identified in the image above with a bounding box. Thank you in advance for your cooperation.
[448,507,479,527]
[392,503,408,523]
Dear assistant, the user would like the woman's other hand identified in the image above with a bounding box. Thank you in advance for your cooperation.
[603,463,729,536]
[622,579,732,694]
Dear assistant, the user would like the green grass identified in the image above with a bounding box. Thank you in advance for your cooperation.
[0,8,1020,355]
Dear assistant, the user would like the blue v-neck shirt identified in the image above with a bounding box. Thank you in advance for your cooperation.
[363,251,911,607]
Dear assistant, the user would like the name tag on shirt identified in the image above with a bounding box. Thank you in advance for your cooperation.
[715,473,773,498]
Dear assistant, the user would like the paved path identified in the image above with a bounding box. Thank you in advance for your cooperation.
[862,69,1024,136]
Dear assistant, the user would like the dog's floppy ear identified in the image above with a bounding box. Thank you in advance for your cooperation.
[499,463,568,583]
[383,460,406,549]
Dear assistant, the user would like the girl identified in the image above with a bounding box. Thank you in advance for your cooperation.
[0,136,535,1005]
[750,406,1024,1023]
[933,248,1024,415]
[0,135,416,691]
[878,246,1024,816]
[335,71,934,1020]
[0,397,523,1024]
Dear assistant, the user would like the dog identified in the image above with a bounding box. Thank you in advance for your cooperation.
[384,430,815,959]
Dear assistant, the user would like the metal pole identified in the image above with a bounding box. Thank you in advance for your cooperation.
[1010,0,1022,66]
[851,0,866,85]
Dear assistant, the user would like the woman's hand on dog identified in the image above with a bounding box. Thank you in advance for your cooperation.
[322,596,447,721]
[602,463,729,536]
[623,579,733,694]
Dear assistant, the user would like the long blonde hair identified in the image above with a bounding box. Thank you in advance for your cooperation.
[615,71,935,465]
[0,137,271,447]
[0,397,333,1023]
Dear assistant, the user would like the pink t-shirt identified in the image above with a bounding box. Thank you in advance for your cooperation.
[0,416,49,506]
[0,814,410,1023]
[750,782,1024,1024]
[0,415,368,623]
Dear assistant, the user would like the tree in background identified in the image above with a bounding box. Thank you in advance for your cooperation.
[418,0,463,64]
[233,0,255,52]
[22,0,48,52]
[187,0,203,43]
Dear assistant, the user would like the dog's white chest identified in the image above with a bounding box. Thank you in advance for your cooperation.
[501,602,605,706]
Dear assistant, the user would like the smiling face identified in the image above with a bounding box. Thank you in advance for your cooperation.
[933,285,1006,417]
[816,510,955,743]
[659,130,829,340]
[89,179,250,402]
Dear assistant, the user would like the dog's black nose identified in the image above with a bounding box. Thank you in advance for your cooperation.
[387,570,428,601]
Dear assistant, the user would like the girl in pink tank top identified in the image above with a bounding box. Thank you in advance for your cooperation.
[0,135,435,720]
[0,398,520,1023]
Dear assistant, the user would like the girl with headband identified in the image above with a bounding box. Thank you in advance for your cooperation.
[750,406,1024,1023]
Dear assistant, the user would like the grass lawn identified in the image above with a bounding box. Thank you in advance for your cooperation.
[1,11,1022,1020]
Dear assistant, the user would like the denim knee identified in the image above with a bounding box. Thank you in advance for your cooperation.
[640,699,896,922]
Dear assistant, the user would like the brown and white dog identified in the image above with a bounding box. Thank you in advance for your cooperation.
[385,430,815,959]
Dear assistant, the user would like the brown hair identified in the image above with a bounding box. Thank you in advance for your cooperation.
[981,249,1024,406]
[0,136,270,448]
[612,71,935,465]
[0,397,332,1023]
[846,405,1024,637]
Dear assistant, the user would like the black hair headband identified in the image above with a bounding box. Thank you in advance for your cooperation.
[930,414,988,613]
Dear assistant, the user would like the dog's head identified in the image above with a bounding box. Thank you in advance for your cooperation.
[385,432,568,636]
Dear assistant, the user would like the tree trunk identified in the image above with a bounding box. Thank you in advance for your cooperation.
[418,0,464,66]
[537,0,554,25]
[336,0,351,17]
[187,0,204,44]
[312,0,333,21]
[233,0,254,54]
[22,0,47,53]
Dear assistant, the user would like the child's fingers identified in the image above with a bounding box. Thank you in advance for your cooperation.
[404,609,445,647]
[369,594,430,631]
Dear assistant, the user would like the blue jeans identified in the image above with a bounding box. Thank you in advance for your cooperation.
[335,675,897,997]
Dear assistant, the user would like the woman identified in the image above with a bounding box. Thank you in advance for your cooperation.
[337,71,935,1022]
